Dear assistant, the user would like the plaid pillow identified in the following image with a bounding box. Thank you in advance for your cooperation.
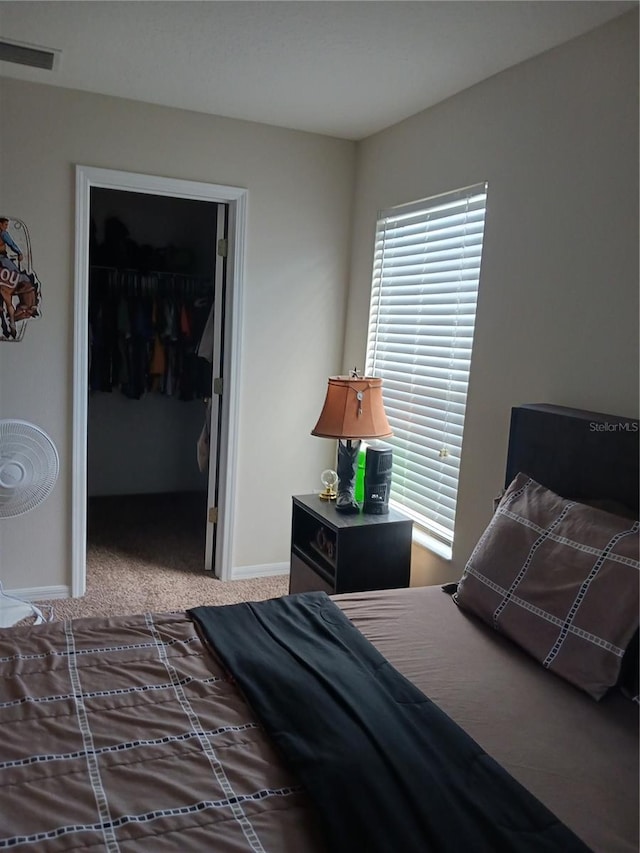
[454,473,640,699]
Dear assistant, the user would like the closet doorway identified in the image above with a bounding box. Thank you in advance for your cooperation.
[73,167,248,596]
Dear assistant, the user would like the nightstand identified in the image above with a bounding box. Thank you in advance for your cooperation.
[289,493,412,595]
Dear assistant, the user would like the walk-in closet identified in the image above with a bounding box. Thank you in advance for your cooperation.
[87,188,221,577]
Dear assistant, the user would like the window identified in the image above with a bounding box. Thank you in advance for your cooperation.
[365,183,488,557]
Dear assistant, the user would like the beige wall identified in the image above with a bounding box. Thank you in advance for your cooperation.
[0,80,355,591]
[1,11,637,595]
[344,11,639,585]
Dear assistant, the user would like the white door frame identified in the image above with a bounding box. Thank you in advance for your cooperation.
[72,165,247,594]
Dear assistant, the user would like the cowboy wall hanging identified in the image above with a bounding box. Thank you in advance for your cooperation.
[0,216,42,341]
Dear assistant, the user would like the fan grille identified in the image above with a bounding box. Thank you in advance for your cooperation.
[0,420,59,518]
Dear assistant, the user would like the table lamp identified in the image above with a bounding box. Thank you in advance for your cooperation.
[312,374,392,514]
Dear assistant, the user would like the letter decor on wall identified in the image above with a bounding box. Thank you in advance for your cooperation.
[0,216,42,342]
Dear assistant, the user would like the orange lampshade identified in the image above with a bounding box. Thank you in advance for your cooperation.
[311,376,392,440]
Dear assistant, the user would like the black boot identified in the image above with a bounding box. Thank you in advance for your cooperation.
[335,439,360,514]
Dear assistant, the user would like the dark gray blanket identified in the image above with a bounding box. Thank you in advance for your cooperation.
[190,591,592,853]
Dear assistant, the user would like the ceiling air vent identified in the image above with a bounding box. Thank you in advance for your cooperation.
[0,39,59,71]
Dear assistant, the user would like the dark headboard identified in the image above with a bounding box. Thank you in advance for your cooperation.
[505,404,639,514]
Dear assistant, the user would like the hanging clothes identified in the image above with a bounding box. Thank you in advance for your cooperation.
[88,267,213,401]
[197,303,214,363]
[197,398,212,473]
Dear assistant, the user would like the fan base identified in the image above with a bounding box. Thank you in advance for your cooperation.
[0,597,34,627]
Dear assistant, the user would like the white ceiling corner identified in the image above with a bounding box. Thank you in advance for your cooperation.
[0,1,635,140]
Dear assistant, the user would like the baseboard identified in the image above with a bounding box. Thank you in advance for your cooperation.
[7,568,287,596]
[4,585,70,602]
[231,562,289,580]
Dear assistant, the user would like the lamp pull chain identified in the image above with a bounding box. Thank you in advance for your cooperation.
[356,390,363,415]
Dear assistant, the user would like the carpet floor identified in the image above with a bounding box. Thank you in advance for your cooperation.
[33,492,289,622]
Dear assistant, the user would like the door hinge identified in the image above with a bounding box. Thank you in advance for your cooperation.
[217,238,228,258]
[208,506,218,524]
[213,377,223,395]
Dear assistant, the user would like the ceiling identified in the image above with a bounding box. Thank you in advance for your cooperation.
[0,1,635,140]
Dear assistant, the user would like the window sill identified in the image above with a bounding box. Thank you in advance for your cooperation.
[412,527,452,562]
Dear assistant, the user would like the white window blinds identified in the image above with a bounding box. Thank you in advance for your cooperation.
[365,183,488,547]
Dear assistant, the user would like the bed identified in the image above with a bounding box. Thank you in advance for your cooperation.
[1,403,638,852]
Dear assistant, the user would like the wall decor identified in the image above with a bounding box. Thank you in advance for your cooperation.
[0,216,42,341]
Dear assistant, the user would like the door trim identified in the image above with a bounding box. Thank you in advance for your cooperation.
[203,202,227,573]
[72,165,247,594]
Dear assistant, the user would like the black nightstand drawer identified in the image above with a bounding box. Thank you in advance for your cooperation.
[289,553,335,595]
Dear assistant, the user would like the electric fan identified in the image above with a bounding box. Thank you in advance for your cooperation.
[0,419,59,626]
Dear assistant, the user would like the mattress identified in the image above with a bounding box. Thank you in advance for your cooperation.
[0,585,637,852]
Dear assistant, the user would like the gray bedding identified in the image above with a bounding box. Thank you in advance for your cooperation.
[0,585,637,852]
[336,586,639,853]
